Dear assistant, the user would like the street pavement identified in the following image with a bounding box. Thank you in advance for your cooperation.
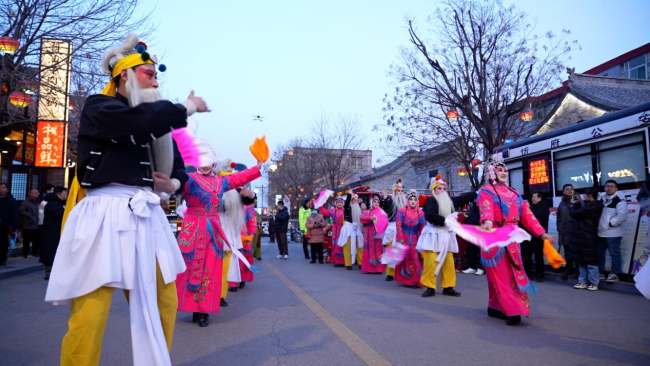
[1,241,649,366]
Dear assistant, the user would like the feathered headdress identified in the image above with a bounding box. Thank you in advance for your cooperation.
[216,159,238,176]
[429,174,446,191]
[393,179,404,192]
[406,189,419,200]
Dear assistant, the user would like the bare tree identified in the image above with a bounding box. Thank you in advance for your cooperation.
[379,0,578,187]
[1,0,154,135]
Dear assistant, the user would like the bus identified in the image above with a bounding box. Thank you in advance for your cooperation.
[494,101,650,276]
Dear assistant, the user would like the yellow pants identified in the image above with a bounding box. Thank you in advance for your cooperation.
[356,246,363,265]
[60,264,177,366]
[385,242,395,276]
[342,239,352,266]
[421,251,456,290]
[221,251,232,300]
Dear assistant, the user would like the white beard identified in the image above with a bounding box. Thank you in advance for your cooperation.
[219,189,246,234]
[433,192,455,217]
[125,68,174,176]
[351,203,361,225]
[393,192,407,211]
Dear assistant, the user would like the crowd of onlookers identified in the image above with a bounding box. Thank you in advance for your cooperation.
[0,183,68,279]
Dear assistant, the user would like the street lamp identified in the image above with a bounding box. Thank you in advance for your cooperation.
[270,163,277,172]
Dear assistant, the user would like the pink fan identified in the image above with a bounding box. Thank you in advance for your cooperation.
[171,117,217,167]
[380,242,408,268]
[372,207,389,237]
[445,212,531,251]
[314,189,334,209]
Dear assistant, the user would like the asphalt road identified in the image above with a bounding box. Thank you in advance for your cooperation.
[1,241,649,366]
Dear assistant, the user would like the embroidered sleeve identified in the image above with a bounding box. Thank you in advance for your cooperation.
[520,200,546,237]
[245,205,257,235]
[477,189,494,224]
[360,209,373,224]
[395,209,405,243]
[222,166,262,194]
[418,211,426,236]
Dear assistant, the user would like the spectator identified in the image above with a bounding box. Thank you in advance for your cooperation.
[299,197,313,260]
[557,183,577,277]
[268,212,276,243]
[20,189,40,258]
[40,184,55,202]
[39,186,68,280]
[598,180,628,282]
[461,202,484,276]
[274,200,290,259]
[0,183,19,266]
[637,176,650,261]
[522,192,550,281]
[306,210,326,264]
[568,188,603,291]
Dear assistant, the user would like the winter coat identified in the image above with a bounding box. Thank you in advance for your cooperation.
[598,193,628,238]
[268,216,276,234]
[556,196,573,235]
[19,198,40,230]
[299,206,310,234]
[39,193,66,267]
[305,215,327,243]
[274,207,289,234]
[0,193,18,230]
[530,200,551,232]
[567,200,603,265]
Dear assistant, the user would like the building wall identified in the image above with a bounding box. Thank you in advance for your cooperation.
[412,155,474,194]
[356,161,419,192]
[536,93,607,135]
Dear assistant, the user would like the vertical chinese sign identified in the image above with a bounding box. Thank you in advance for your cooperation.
[36,39,72,168]
[528,158,550,193]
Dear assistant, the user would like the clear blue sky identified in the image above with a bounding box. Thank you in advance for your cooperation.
[139,0,650,171]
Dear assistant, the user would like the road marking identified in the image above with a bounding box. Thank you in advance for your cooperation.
[266,262,391,366]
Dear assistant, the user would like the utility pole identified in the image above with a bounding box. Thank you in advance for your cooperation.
[254,185,268,213]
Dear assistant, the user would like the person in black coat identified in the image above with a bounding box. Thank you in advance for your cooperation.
[268,214,276,243]
[567,187,603,291]
[0,183,19,266]
[39,187,68,280]
[274,201,290,258]
[522,192,551,281]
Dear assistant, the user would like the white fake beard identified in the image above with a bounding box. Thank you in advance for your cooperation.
[351,203,361,225]
[125,68,174,176]
[393,192,407,210]
[433,191,455,217]
[220,189,245,234]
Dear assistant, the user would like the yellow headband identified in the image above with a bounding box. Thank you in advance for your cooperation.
[101,53,155,96]
[217,171,232,176]
[430,182,446,191]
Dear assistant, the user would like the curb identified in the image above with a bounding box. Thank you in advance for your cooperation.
[543,271,641,296]
[0,263,44,280]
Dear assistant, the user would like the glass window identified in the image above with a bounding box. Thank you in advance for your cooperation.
[509,169,524,194]
[11,172,27,200]
[630,65,646,80]
[597,144,647,185]
[555,145,591,159]
[598,133,642,150]
[629,55,646,69]
[555,155,594,190]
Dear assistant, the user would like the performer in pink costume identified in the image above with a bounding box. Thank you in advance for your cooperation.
[175,149,262,328]
[235,201,258,287]
[395,190,426,287]
[478,159,555,326]
[360,195,388,274]
[325,196,346,267]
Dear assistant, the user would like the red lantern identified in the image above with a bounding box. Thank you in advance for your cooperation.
[9,91,31,108]
[456,168,468,176]
[520,107,534,121]
[471,159,482,169]
[446,109,459,120]
[0,36,20,54]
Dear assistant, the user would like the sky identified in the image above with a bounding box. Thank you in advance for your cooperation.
[137,0,650,177]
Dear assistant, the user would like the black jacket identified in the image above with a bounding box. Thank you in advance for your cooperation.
[424,192,477,227]
[567,200,603,265]
[39,193,66,266]
[530,200,551,232]
[274,207,289,233]
[380,196,396,222]
[268,216,276,234]
[0,193,18,230]
[77,93,189,189]
[557,196,573,235]
[19,198,39,230]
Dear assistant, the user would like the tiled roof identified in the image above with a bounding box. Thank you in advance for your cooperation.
[569,74,650,110]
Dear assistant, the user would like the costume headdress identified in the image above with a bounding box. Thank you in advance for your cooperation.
[406,189,419,200]
[216,159,238,176]
[371,194,381,201]
[99,33,167,96]
[485,153,506,182]
[334,195,345,202]
[429,174,446,191]
[393,179,404,192]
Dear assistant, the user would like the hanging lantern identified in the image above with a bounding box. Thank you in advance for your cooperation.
[9,91,31,108]
[456,168,468,176]
[0,36,20,54]
[18,80,38,94]
[520,106,534,121]
[446,109,459,120]
[470,159,482,169]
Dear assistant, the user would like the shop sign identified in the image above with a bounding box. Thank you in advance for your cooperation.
[528,159,550,185]
[35,121,66,167]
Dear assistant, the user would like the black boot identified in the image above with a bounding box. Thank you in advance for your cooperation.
[198,313,209,327]
[192,312,200,323]
[506,316,521,326]
[346,266,353,270]
[442,287,461,297]
[405,284,420,289]
[334,264,344,268]
[310,260,316,263]
[487,308,507,320]
[220,298,228,307]
[228,286,238,293]
[385,275,394,282]
[239,282,246,289]
[422,288,436,297]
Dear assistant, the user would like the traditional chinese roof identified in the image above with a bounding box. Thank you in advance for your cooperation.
[346,150,418,186]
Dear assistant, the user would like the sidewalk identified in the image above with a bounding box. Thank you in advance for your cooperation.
[0,256,44,280]
[542,269,641,296]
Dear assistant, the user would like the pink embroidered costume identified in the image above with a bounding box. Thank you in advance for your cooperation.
[323,203,345,266]
[477,183,545,319]
[239,204,258,283]
[395,206,426,286]
[175,167,261,314]
[360,204,387,274]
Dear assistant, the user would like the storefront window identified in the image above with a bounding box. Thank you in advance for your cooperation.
[509,169,524,194]
[598,144,646,185]
[555,155,594,190]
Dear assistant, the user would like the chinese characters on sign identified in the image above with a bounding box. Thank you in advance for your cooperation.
[35,121,66,167]
[38,39,72,121]
[528,159,550,185]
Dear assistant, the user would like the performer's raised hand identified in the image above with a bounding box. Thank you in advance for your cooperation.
[187,90,210,112]
[153,172,175,194]
[257,160,264,170]
[481,220,493,231]
[540,233,556,244]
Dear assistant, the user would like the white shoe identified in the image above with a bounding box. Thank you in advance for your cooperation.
[276,255,283,259]
[283,255,289,260]
[475,269,485,276]
[606,274,619,282]
[462,268,476,274]
[587,284,598,291]
[574,283,587,289]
